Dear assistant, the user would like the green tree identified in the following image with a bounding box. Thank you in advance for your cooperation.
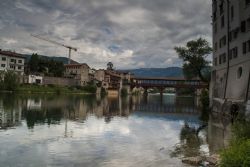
[174,38,212,82]
[107,62,114,70]
[29,53,40,73]
[4,71,19,91]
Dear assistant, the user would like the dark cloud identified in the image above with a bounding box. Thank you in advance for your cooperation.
[0,0,212,69]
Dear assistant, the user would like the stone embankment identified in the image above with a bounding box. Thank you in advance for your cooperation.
[182,154,220,167]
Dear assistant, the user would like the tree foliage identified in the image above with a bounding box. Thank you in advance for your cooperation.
[107,62,114,70]
[4,71,19,91]
[174,38,212,82]
[28,54,65,77]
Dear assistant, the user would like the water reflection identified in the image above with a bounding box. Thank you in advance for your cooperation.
[0,93,231,167]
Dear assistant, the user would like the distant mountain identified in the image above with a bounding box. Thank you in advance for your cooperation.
[23,54,79,64]
[121,67,183,78]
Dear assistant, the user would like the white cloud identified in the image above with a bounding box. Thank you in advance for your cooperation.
[2,38,18,45]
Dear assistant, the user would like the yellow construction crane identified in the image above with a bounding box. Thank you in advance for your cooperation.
[31,34,77,64]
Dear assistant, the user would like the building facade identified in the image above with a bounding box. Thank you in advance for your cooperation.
[64,63,90,86]
[211,0,250,112]
[0,50,25,75]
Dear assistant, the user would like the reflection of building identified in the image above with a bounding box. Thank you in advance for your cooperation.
[211,0,250,113]
[28,75,43,84]
[0,50,25,75]
[64,63,90,86]
[0,100,22,129]
[27,99,42,110]
[207,113,232,153]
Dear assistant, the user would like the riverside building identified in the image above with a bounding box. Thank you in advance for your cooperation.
[211,0,250,113]
[0,50,25,75]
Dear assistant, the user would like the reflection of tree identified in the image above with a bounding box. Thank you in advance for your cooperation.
[23,108,63,128]
[171,122,206,158]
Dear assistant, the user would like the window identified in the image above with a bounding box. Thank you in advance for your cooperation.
[18,66,22,70]
[213,0,217,12]
[233,29,238,39]
[10,59,16,63]
[215,42,218,51]
[18,60,22,64]
[243,42,247,54]
[219,2,224,15]
[220,36,227,48]
[247,18,250,31]
[230,47,238,59]
[222,53,226,63]
[221,15,225,28]
[246,0,250,6]
[231,6,234,21]
[214,22,217,34]
[237,67,243,79]
[248,40,250,52]
[2,57,6,61]
[214,57,218,66]
[10,65,15,69]
[241,21,246,32]
[213,12,217,22]
[1,64,5,67]
[219,53,226,64]
[229,50,232,60]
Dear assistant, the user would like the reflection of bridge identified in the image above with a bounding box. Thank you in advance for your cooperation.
[134,103,198,114]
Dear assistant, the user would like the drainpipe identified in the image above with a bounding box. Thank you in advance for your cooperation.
[246,71,250,102]
[223,0,230,99]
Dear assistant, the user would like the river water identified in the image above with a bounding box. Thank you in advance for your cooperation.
[0,93,231,167]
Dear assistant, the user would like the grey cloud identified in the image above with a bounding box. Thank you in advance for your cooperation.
[0,0,212,69]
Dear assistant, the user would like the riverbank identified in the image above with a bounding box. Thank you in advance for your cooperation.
[2,84,97,95]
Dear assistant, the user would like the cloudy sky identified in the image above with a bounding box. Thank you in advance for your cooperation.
[0,0,212,69]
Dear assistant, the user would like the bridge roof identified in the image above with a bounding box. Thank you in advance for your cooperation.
[132,76,202,81]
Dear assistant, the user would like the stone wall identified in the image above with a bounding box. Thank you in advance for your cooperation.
[43,76,80,86]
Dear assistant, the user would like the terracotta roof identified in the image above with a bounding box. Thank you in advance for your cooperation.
[64,63,89,68]
[0,50,26,59]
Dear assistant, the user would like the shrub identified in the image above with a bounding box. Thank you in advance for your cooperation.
[220,140,250,167]
[4,71,19,91]
[232,119,250,141]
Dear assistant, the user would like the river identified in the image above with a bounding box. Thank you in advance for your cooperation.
[0,93,231,167]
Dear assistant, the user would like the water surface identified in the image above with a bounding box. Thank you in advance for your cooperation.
[0,94,231,167]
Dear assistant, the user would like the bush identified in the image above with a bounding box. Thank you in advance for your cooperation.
[220,140,250,167]
[4,71,19,91]
[220,118,250,167]
[232,119,250,141]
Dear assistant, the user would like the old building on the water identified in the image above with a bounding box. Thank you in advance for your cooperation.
[210,0,250,113]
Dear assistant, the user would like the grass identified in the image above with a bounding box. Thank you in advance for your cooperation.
[220,139,250,167]
[220,117,250,167]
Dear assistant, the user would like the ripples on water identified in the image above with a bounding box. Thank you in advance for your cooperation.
[0,94,231,167]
